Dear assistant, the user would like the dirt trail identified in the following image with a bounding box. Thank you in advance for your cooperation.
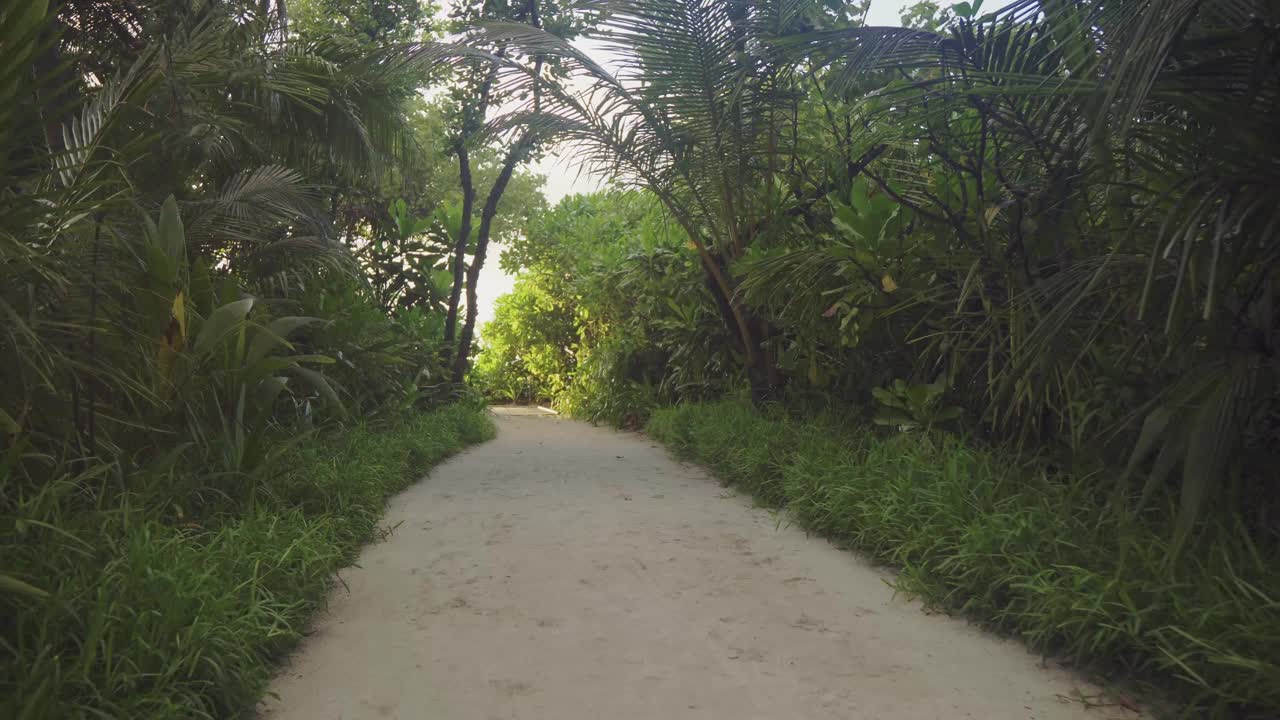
[262,407,1138,720]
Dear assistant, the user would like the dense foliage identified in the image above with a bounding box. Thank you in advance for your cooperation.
[476,192,734,423]
[1,1,507,715]
[477,0,1280,540]
[5,404,493,718]
[5,0,1279,715]
[2,0,436,584]
[475,1,1280,714]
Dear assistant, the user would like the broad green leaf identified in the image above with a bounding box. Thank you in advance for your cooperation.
[193,298,254,357]
[0,408,19,434]
[0,574,48,599]
[906,383,941,409]
[935,406,963,421]
[291,367,347,419]
[250,375,292,426]
[189,258,215,316]
[243,354,334,386]
[871,386,907,409]
[144,240,177,287]
[157,195,186,268]
[873,411,916,427]
[246,316,320,367]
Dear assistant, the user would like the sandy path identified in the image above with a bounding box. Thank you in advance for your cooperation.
[261,407,1136,720]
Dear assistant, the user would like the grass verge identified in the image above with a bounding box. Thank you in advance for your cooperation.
[647,400,1279,718]
[2,404,495,719]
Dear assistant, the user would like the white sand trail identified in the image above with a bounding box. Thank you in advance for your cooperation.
[261,407,1137,720]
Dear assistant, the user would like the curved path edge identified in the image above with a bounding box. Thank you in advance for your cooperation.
[260,407,1140,720]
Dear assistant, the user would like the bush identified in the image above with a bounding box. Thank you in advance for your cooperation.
[2,405,495,719]
[292,275,452,417]
[556,336,660,428]
[472,276,575,406]
[647,401,1280,718]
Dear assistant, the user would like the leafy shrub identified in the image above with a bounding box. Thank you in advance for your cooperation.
[475,191,737,425]
[870,379,963,432]
[648,401,1280,718]
[472,276,575,405]
[292,275,451,417]
[556,335,659,428]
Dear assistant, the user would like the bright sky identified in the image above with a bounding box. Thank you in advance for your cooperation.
[473,0,1004,333]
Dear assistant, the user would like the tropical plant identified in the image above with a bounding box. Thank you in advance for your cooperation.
[871,379,962,432]
[2,2,505,715]
[784,0,1280,543]
[0,0,456,605]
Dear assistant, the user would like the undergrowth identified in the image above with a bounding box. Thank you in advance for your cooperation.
[647,400,1280,718]
[1,405,495,719]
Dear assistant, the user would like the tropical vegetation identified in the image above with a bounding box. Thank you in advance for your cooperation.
[1,0,517,715]
[4,0,1279,716]
[648,400,1278,716]
[474,0,1280,715]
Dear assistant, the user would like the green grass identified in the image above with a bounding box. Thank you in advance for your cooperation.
[2,405,495,719]
[647,400,1280,718]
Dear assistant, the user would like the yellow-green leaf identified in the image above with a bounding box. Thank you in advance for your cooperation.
[0,574,48,599]
[0,408,19,434]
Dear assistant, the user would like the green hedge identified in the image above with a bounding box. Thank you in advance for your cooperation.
[3,405,495,719]
[647,400,1279,718]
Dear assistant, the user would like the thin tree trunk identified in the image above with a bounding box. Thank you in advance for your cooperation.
[442,145,475,358]
[34,24,74,160]
[447,1,540,383]
[451,138,530,383]
[695,253,777,400]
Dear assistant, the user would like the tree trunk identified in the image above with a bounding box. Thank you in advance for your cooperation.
[696,255,778,401]
[34,23,75,160]
[659,205,781,403]
[442,144,475,361]
[450,138,530,383]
